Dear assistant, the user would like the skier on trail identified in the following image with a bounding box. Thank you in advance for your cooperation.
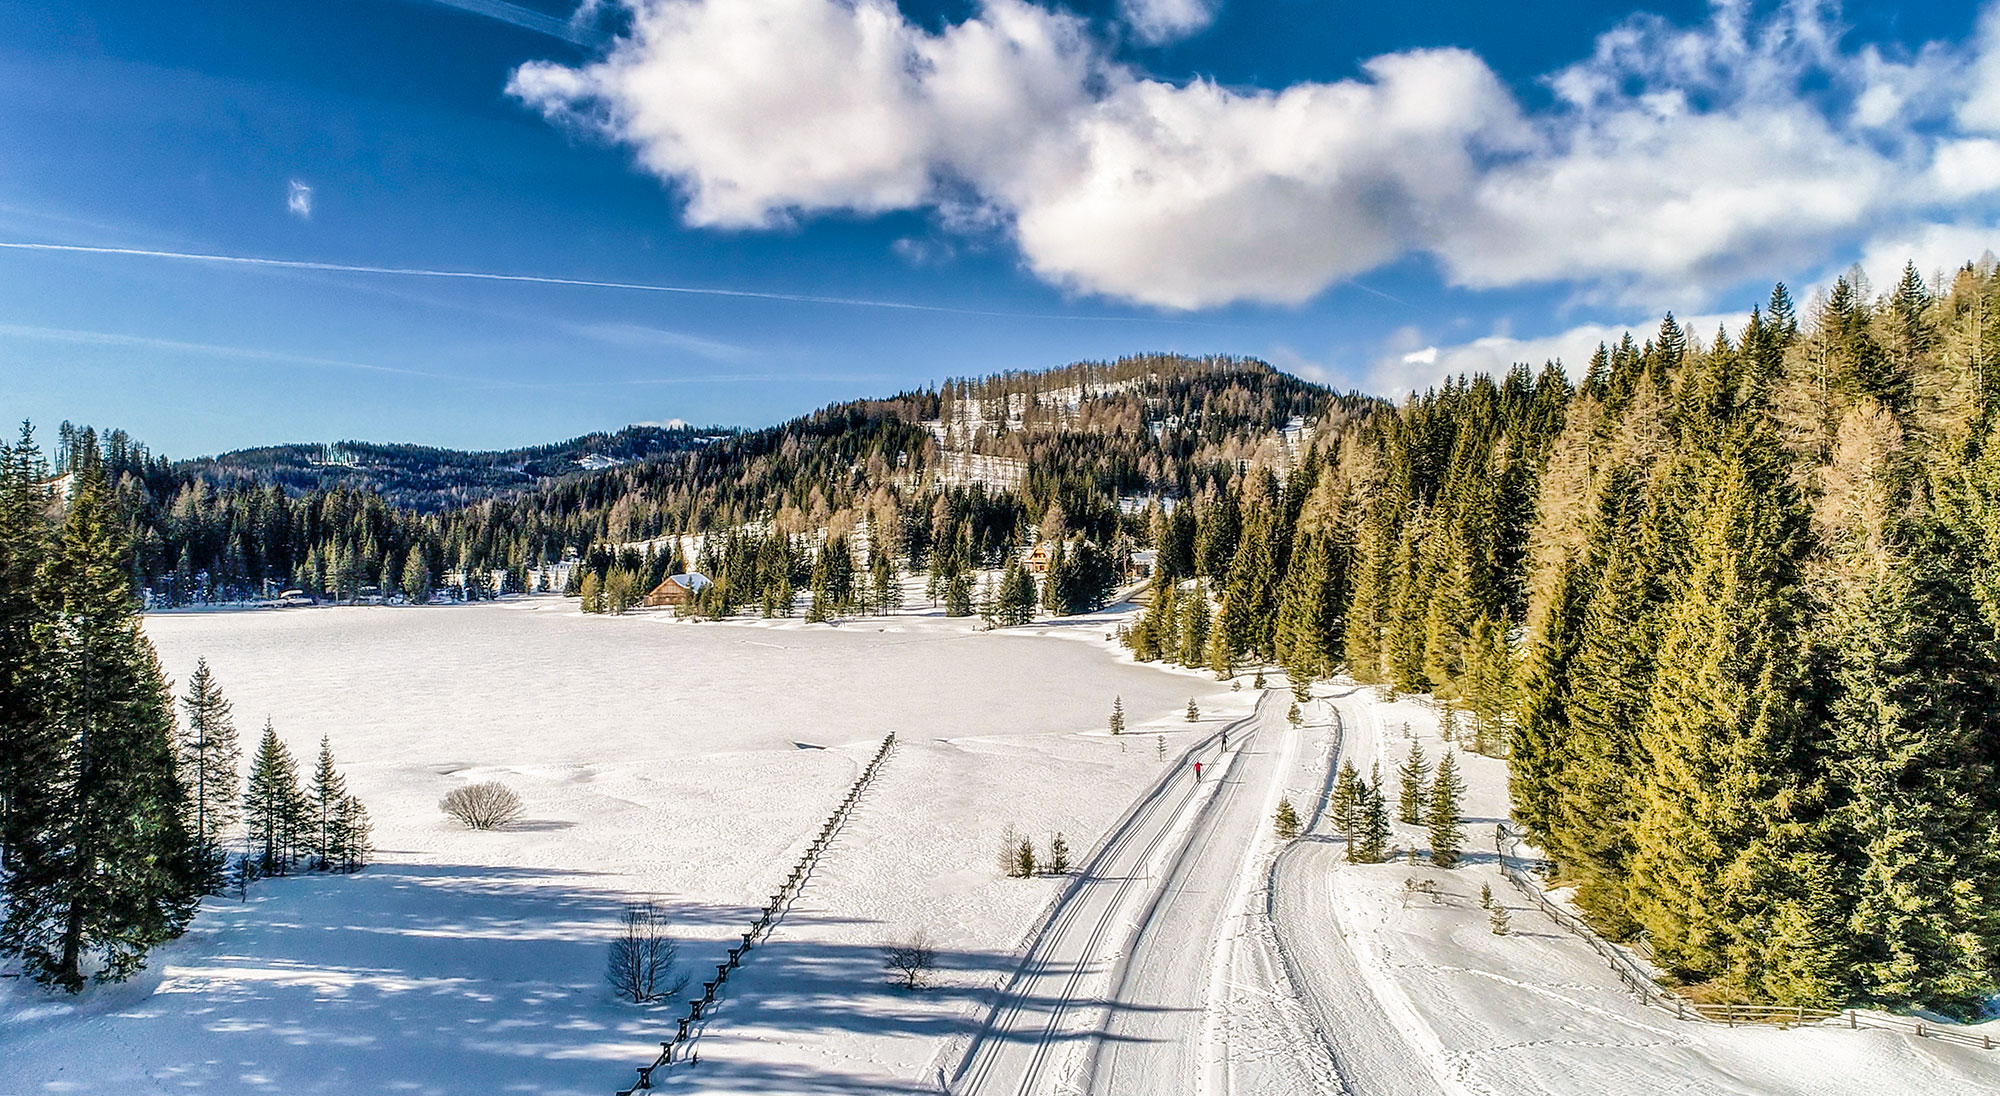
[1195,760,1202,781]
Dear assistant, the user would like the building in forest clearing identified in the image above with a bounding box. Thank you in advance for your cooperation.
[645,572,713,608]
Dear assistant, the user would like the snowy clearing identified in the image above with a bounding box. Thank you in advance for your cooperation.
[1,596,1247,1095]
[1307,684,2000,1096]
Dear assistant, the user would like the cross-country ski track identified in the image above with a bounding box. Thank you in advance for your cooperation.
[952,687,1366,1096]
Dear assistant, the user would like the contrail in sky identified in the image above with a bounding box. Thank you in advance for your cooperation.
[0,241,1217,326]
[398,0,601,47]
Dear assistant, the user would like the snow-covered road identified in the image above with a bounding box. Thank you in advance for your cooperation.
[953,689,1304,1096]
[1266,695,1449,1096]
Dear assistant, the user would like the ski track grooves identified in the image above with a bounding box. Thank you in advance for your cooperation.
[1079,697,1272,1094]
[951,695,1272,1096]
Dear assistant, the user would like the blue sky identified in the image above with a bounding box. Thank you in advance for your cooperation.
[0,0,1991,455]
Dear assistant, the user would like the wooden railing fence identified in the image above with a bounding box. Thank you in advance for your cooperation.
[616,731,898,1093]
[1493,822,1995,1049]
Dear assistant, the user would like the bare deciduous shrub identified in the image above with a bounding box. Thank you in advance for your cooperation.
[884,930,937,990]
[440,781,524,830]
[606,901,687,1003]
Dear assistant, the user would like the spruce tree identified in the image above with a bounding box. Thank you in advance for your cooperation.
[401,544,431,604]
[1397,741,1430,826]
[244,721,309,875]
[1356,779,1390,863]
[328,794,373,874]
[0,467,199,991]
[1820,521,2000,1014]
[0,424,52,871]
[178,659,241,892]
[1108,696,1125,735]
[1429,749,1465,868]
[1178,587,1211,667]
[1274,798,1301,839]
[1331,760,1361,857]
[310,736,348,870]
[1625,429,1819,995]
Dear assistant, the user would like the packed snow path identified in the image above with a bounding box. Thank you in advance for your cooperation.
[1266,695,1443,1096]
[953,690,1293,1096]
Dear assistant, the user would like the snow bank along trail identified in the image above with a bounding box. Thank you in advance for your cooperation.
[1290,683,2000,1096]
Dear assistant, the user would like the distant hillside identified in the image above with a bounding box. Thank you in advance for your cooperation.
[179,423,734,511]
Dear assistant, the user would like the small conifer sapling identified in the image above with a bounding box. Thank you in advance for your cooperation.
[1274,798,1301,839]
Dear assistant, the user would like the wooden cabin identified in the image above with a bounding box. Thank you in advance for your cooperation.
[644,572,713,608]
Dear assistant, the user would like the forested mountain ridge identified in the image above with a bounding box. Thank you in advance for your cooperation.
[32,354,1367,606]
[169,423,731,512]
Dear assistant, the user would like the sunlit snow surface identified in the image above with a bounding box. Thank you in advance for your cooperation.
[1,595,1239,1094]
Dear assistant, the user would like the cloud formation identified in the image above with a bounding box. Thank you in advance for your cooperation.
[287,180,313,219]
[512,0,2000,311]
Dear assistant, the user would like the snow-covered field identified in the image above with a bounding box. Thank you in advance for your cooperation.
[8,594,1998,1096]
[1312,686,2000,1096]
[0,595,1247,1095]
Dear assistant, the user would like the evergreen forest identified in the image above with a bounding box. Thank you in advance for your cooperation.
[7,260,2000,1013]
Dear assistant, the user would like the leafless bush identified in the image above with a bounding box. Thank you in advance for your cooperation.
[884,930,937,990]
[440,781,524,830]
[606,901,687,1003]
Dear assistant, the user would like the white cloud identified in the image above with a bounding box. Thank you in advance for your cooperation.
[1847,221,2000,292]
[1960,4,2000,134]
[1119,0,1217,46]
[287,180,313,219]
[1370,311,1749,395]
[512,0,2000,312]
[1930,138,2000,200]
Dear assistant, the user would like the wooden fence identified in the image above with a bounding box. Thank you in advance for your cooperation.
[1493,822,1996,1049]
[616,732,899,1094]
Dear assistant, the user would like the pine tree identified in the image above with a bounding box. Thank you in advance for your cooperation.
[1185,698,1199,722]
[244,721,309,875]
[1014,836,1037,878]
[0,467,199,991]
[178,659,241,892]
[1429,749,1465,868]
[1108,696,1125,735]
[310,736,348,869]
[1047,832,1071,874]
[1397,741,1430,826]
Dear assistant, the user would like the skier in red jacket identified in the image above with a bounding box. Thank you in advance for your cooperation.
[1195,760,1203,781]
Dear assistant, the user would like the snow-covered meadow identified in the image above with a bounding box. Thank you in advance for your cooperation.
[1317,687,2000,1096]
[1,596,1247,1094]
